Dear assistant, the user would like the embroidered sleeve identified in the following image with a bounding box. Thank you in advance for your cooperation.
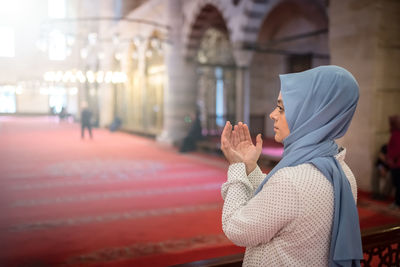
[221,164,300,247]
[247,165,266,189]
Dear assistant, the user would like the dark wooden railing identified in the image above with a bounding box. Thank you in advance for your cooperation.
[361,224,400,266]
[173,224,400,267]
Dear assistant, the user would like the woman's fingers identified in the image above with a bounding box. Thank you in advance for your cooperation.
[243,124,252,143]
[226,121,232,140]
[238,122,246,142]
[232,125,239,147]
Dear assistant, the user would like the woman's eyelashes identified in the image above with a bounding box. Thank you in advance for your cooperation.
[276,105,284,113]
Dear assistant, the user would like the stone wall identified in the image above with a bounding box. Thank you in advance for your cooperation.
[330,0,400,191]
[374,0,400,148]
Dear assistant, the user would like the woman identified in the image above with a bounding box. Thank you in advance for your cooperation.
[220,66,363,266]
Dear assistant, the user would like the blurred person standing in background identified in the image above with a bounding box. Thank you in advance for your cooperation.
[80,101,93,139]
[180,109,203,152]
[388,115,400,209]
[371,144,392,200]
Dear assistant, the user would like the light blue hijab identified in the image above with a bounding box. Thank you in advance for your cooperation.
[254,65,363,266]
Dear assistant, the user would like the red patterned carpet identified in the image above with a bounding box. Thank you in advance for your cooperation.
[0,116,398,267]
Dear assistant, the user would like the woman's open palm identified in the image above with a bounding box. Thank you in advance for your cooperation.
[221,121,263,172]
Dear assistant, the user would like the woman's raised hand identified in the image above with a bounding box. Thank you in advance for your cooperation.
[221,121,263,175]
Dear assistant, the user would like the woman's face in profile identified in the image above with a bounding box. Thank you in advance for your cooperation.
[269,92,290,143]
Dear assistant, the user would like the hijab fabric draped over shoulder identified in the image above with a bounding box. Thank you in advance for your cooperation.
[255,65,363,266]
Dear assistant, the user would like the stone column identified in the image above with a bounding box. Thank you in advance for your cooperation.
[330,0,400,191]
[157,0,197,145]
[97,0,117,128]
[233,47,253,125]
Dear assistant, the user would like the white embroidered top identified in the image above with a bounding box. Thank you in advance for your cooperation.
[221,148,357,266]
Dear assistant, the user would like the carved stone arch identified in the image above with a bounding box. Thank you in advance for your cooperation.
[237,0,328,44]
[182,0,233,60]
[235,0,280,44]
[247,0,330,138]
[181,1,238,137]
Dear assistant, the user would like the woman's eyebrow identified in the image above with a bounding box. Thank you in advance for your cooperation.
[277,100,283,105]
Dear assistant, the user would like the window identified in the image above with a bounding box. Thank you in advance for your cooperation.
[0,85,16,113]
[49,30,66,60]
[48,86,67,113]
[48,0,65,18]
[0,1,17,22]
[114,0,122,18]
[48,0,67,60]
[0,26,15,58]
[215,67,224,127]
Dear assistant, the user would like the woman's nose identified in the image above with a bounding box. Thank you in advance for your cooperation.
[269,109,276,120]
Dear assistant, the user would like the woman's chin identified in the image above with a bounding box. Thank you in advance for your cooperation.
[274,135,283,143]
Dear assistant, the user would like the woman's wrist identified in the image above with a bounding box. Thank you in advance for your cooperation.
[245,163,257,175]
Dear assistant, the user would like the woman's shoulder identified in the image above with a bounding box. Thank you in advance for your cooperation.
[273,147,348,174]
[273,148,356,199]
[273,163,314,176]
[271,163,323,186]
